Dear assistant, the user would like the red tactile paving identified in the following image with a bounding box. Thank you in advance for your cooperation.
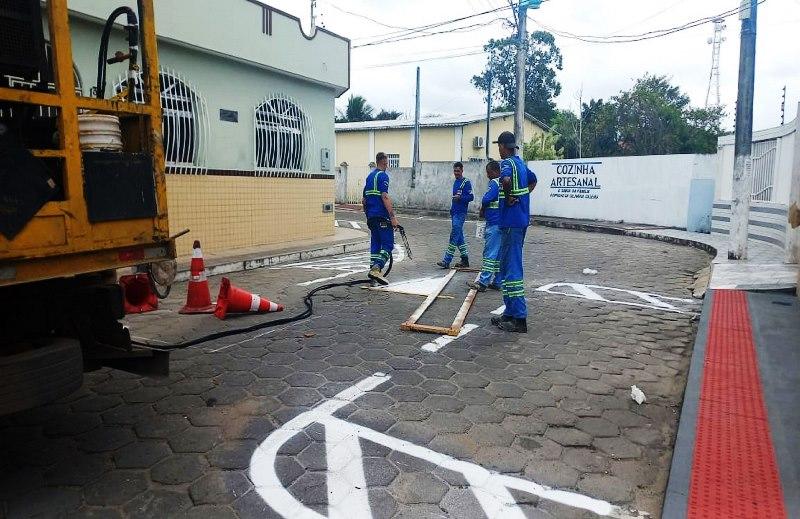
[688,290,787,518]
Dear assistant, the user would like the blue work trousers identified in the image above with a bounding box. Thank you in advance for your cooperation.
[478,224,501,287]
[367,217,394,269]
[442,212,468,263]
[498,227,527,319]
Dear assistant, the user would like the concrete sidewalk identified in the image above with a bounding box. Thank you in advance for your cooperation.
[173,226,369,282]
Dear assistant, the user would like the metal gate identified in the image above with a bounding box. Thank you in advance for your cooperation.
[750,138,777,202]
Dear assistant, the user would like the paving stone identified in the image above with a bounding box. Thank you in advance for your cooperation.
[423,395,466,413]
[44,454,108,486]
[389,472,448,504]
[274,455,305,487]
[455,388,495,405]
[501,415,547,436]
[353,392,395,410]
[134,415,190,439]
[537,407,578,426]
[594,437,643,459]
[462,404,505,424]
[114,440,171,468]
[364,457,400,486]
[222,417,275,440]
[561,448,610,473]
[468,423,515,447]
[450,373,489,388]
[122,386,172,404]
[387,385,428,402]
[474,446,528,473]
[102,404,156,425]
[71,396,123,413]
[577,474,633,503]
[66,507,123,519]
[348,409,398,432]
[77,426,136,452]
[283,372,326,388]
[207,440,259,470]
[123,490,194,519]
[277,387,323,407]
[575,417,620,438]
[44,413,102,437]
[417,365,455,380]
[419,379,458,395]
[232,491,283,519]
[428,434,479,459]
[601,409,650,428]
[182,504,238,518]
[288,472,328,505]
[151,455,209,485]
[7,487,82,517]
[486,382,526,398]
[623,426,663,446]
[202,387,249,407]
[297,442,327,471]
[84,471,149,505]
[524,459,581,489]
[440,488,487,519]
[387,422,437,445]
[190,471,253,504]
[154,395,206,414]
[169,426,223,453]
[368,488,398,519]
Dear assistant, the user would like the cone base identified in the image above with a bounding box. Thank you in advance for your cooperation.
[179,303,216,315]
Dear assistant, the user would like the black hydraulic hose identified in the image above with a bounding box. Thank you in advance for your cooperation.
[95,6,139,99]
[130,254,394,351]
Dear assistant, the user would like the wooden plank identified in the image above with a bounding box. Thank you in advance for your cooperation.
[401,269,456,328]
[450,273,481,335]
[401,323,455,335]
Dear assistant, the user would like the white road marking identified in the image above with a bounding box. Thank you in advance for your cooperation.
[350,221,362,229]
[491,305,506,315]
[369,275,449,297]
[334,220,340,227]
[421,324,479,352]
[249,374,646,519]
[277,246,406,287]
[535,282,700,314]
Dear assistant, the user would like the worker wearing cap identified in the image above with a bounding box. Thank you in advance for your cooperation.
[363,152,399,286]
[492,131,537,333]
[437,161,474,269]
[467,160,502,292]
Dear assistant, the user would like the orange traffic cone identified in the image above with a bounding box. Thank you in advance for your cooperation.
[120,274,158,314]
[214,277,284,320]
[179,240,215,314]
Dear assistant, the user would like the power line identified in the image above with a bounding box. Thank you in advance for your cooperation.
[360,49,487,69]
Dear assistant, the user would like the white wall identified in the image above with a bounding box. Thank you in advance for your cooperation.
[716,115,797,205]
[528,154,717,228]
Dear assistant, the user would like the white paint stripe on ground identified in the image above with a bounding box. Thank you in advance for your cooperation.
[491,305,506,315]
[350,221,362,229]
[326,424,371,517]
[334,220,340,227]
[250,374,646,519]
[421,324,479,353]
[296,245,406,287]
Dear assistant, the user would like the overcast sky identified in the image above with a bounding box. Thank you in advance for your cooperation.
[266,0,800,131]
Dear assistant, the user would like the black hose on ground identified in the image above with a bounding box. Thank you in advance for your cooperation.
[130,254,394,351]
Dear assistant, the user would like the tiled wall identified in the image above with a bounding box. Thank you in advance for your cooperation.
[166,175,335,257]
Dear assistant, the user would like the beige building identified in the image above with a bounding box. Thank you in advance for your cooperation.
[335,112,546,170]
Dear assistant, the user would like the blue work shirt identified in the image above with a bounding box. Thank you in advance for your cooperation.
[481,177,501,226]
[450,177,474,215]
[498,156,535,228]
[363,168,390,219]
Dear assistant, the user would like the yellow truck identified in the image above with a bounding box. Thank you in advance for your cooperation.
[0,0,177,414]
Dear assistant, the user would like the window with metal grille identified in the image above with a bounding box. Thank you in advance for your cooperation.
[255,94,315,174]
[114,67,210,174]
[387,154,400,169]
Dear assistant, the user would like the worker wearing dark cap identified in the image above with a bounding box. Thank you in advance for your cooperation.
[492,131,537,332]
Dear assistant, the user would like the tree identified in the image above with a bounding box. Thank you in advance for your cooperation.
[550,109,579,159]
[374,109,403,121]
[472,31,563,124]
[343,94,373,122]
[523,132,564,161]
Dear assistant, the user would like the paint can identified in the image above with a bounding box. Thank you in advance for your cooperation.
[77,114,123,151]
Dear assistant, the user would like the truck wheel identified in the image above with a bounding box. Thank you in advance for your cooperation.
[0,339,83,416]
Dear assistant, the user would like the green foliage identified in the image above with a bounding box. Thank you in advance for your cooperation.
[551,74,726,158]
[336,95,403,123]
[523,132,563,161]
[472,31,563,124]
[374,109,403,121]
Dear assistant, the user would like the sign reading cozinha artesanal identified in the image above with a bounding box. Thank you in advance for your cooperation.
[549,161,602,200]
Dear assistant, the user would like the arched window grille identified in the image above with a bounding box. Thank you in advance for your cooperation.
[255,94,316,175]
[115,67,210,174]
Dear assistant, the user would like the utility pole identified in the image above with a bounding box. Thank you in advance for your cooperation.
[781,85,787,125]
[485,72,492,160]
[513,1,542,152]
[728,0,758,260]
[705,18,726,107]
[412,66,421,188]
[578,86,583,159]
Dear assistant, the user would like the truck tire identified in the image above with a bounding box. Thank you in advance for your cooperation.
[0,339,83,416]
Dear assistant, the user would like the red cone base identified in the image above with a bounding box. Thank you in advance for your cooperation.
[120,274,158,314]
[214,277,284,320]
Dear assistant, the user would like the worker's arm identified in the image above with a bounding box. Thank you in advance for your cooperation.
[500,160,518,205]
[381,192,398,228]
[362,197,367,213]
[527,168,538,192]
[482,180,499,208]
[462,181,475,203]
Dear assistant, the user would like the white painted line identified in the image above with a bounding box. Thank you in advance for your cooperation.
[491,305,506,316]
[334,220,340,227]
[535,282,699,315]
[421,324,479,353]
[349,221,362,230]
[297,271,359,287]
[370,275,449,297]
[294,245,406,287]
[249,374,646,519]
[204,315,322,353]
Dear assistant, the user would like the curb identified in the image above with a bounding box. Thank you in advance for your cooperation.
[174,240,371,282]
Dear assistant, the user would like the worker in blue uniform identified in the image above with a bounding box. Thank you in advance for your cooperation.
[362,152,399,286]
[492,131,536,333]
[437,162,474,268]
[467,160,502,292]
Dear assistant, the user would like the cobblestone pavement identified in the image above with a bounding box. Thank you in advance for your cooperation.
[0,210,711,519]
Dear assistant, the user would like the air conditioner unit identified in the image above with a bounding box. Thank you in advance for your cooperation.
[472,136,484,149]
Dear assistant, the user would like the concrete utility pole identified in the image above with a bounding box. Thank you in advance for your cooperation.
[513,4,527,153]
[486,72,492,160]
[786,102,800,266]
[780,86,787,125]
[728,0,758,261]
[578,86,583,159]
[412,66,421,187]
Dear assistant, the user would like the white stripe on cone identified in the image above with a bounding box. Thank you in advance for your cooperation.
[192,248,203,259]
[268,301,278,312]
[250,294,261,312]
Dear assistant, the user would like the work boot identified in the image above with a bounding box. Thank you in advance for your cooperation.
[368,266,389,286]
[436,261,450,269]
[455,257,470,268]
[491,315,513,326]
[466,281,487,292]
[496,318,528,333]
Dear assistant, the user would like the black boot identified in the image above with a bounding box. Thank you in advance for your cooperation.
[455,257,469,268]
[436,261,450,269]
[496,318,528,333]
[491,315,513,326]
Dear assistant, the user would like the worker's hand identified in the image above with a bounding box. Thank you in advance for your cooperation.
[506,195,519,206]
[391,216,399,229]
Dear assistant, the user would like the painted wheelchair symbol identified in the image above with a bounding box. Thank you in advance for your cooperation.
[249,373,647,519]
